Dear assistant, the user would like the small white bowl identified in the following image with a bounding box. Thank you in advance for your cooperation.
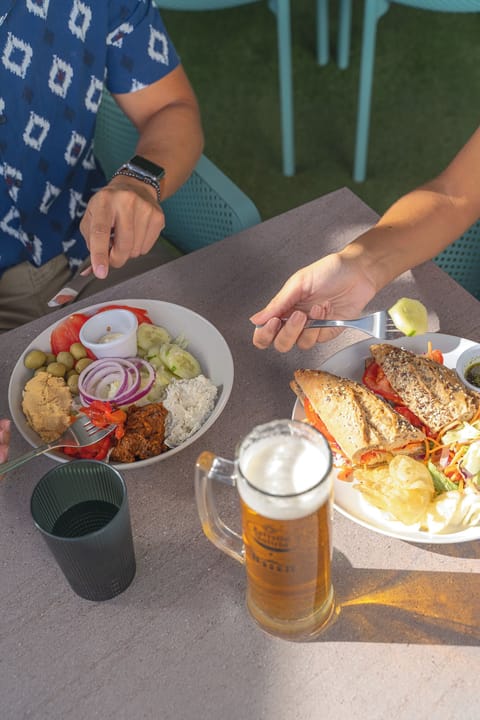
[79,308,138,359]
[455,344,480,393]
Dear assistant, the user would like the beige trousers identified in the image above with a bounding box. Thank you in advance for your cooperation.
[0,239,182,332]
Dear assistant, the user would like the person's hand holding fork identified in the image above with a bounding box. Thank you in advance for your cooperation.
[250,250,377,352]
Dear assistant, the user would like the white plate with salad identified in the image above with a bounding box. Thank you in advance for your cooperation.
[293,333,480,544]
[8,299,234,470]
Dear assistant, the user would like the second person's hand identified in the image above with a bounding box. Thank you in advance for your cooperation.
[79,175,166,279]
[250,251,378,352]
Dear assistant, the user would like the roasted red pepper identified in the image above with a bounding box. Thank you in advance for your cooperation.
[80,400,127,440]
[63,435,112,461]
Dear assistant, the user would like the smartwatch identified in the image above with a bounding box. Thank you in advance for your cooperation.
[113,155,165,204]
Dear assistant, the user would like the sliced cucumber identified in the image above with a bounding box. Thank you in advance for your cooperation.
[146,366,176,402]
[145,346,168,370]
[388,297,428,336]
[137,322,172,352]
[159,343,201,379]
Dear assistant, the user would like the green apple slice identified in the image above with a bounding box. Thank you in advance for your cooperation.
[388,297,428,336]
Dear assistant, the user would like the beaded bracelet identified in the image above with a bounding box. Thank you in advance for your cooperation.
[112,167,162,204]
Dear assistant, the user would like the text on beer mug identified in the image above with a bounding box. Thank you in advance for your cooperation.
[194,419,335,641]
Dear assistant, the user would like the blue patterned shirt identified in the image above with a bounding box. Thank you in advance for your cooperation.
[0,0,179,276]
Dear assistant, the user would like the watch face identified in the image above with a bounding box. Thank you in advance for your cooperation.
[128,155,165,180]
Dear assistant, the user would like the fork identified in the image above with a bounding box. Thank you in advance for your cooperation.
[0,414,116,475]
[257,310,399,339]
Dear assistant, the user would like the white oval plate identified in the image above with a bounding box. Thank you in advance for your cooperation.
[293,333,480,544]
[9,299,234,470]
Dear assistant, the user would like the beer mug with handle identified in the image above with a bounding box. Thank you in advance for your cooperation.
[195,419,335,641]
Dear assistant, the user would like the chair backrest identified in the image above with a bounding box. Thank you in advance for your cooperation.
[94,91,261,253]
[433,220,480,300]
[391,1,480,10]
[154,0,295,177]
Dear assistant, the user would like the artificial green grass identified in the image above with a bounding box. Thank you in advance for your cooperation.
[161,2,480,221]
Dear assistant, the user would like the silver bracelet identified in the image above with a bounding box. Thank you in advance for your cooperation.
[112,167,162,204]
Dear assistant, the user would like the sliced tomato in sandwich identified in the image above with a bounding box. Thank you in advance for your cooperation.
[303,397,354,477]
[394,405,431,436]
[362,359,403,404]
[303,397,336,443]
[362,360,430,434]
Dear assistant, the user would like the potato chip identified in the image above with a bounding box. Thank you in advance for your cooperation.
[355,455,434,525]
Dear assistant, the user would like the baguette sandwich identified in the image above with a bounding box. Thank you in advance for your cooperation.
[291,368,426,468]
[369,343,479,435]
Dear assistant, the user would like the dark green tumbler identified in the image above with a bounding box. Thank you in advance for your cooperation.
[31,460,136,601]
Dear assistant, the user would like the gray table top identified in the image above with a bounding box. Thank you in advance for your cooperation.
[1,188,479,720]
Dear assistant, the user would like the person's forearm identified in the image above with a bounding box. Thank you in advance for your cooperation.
[340,125,480,293]
[134,100,204,200]
[113,66,204,201]
[340,180,479,293]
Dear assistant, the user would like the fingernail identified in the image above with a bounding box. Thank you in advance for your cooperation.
[95,264,107,278]
[290,311,304,323]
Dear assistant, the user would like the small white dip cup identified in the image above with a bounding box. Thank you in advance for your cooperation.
[79,309,138,359]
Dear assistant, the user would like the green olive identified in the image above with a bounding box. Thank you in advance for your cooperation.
[56,351,75,371]
[75,357,94,373]
[47,361,67,378]
[45,352,56,365]
[70,342,88,360]
[67,373,80,394]
[66,368,78,378]
[24,349,47,370]
[34,366,48,376]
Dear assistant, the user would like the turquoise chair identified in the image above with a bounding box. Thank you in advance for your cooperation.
[320,0,480,182]
[155,0,294,177]
[434,220,480,300]
[94,91,261,254]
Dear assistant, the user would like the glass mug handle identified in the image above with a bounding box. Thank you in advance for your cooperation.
[194,451,244,565]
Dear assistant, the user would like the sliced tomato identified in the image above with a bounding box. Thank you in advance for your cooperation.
[362,359,403,404]
[94,304,152,325]
[50,313,89,355]
[302,397,351,463]
[426,348,444,364]
[358,449,392,465]
[393,404,431,435]
[303,398,336,444]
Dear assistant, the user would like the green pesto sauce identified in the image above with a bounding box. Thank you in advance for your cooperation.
[465,361,480,388]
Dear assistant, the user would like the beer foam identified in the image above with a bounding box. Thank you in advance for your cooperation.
[237,435,332,520]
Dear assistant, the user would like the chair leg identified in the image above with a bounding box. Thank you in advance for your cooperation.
[353,0,389,183]
[337,0,353,70]
[270,0,295,176]
[316,0,329,66]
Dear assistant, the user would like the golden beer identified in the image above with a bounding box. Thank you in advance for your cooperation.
[195,419,335,641]
[240,499,333,638]
[237,431,334,640]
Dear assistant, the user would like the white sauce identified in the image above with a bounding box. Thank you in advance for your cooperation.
[97,332,125,344]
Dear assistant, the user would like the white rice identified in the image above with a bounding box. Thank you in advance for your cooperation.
[163,374,218,447]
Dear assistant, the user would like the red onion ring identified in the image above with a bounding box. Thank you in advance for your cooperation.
[78,357,155,406]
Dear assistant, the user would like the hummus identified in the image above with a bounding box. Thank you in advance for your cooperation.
[22,373,72,442]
